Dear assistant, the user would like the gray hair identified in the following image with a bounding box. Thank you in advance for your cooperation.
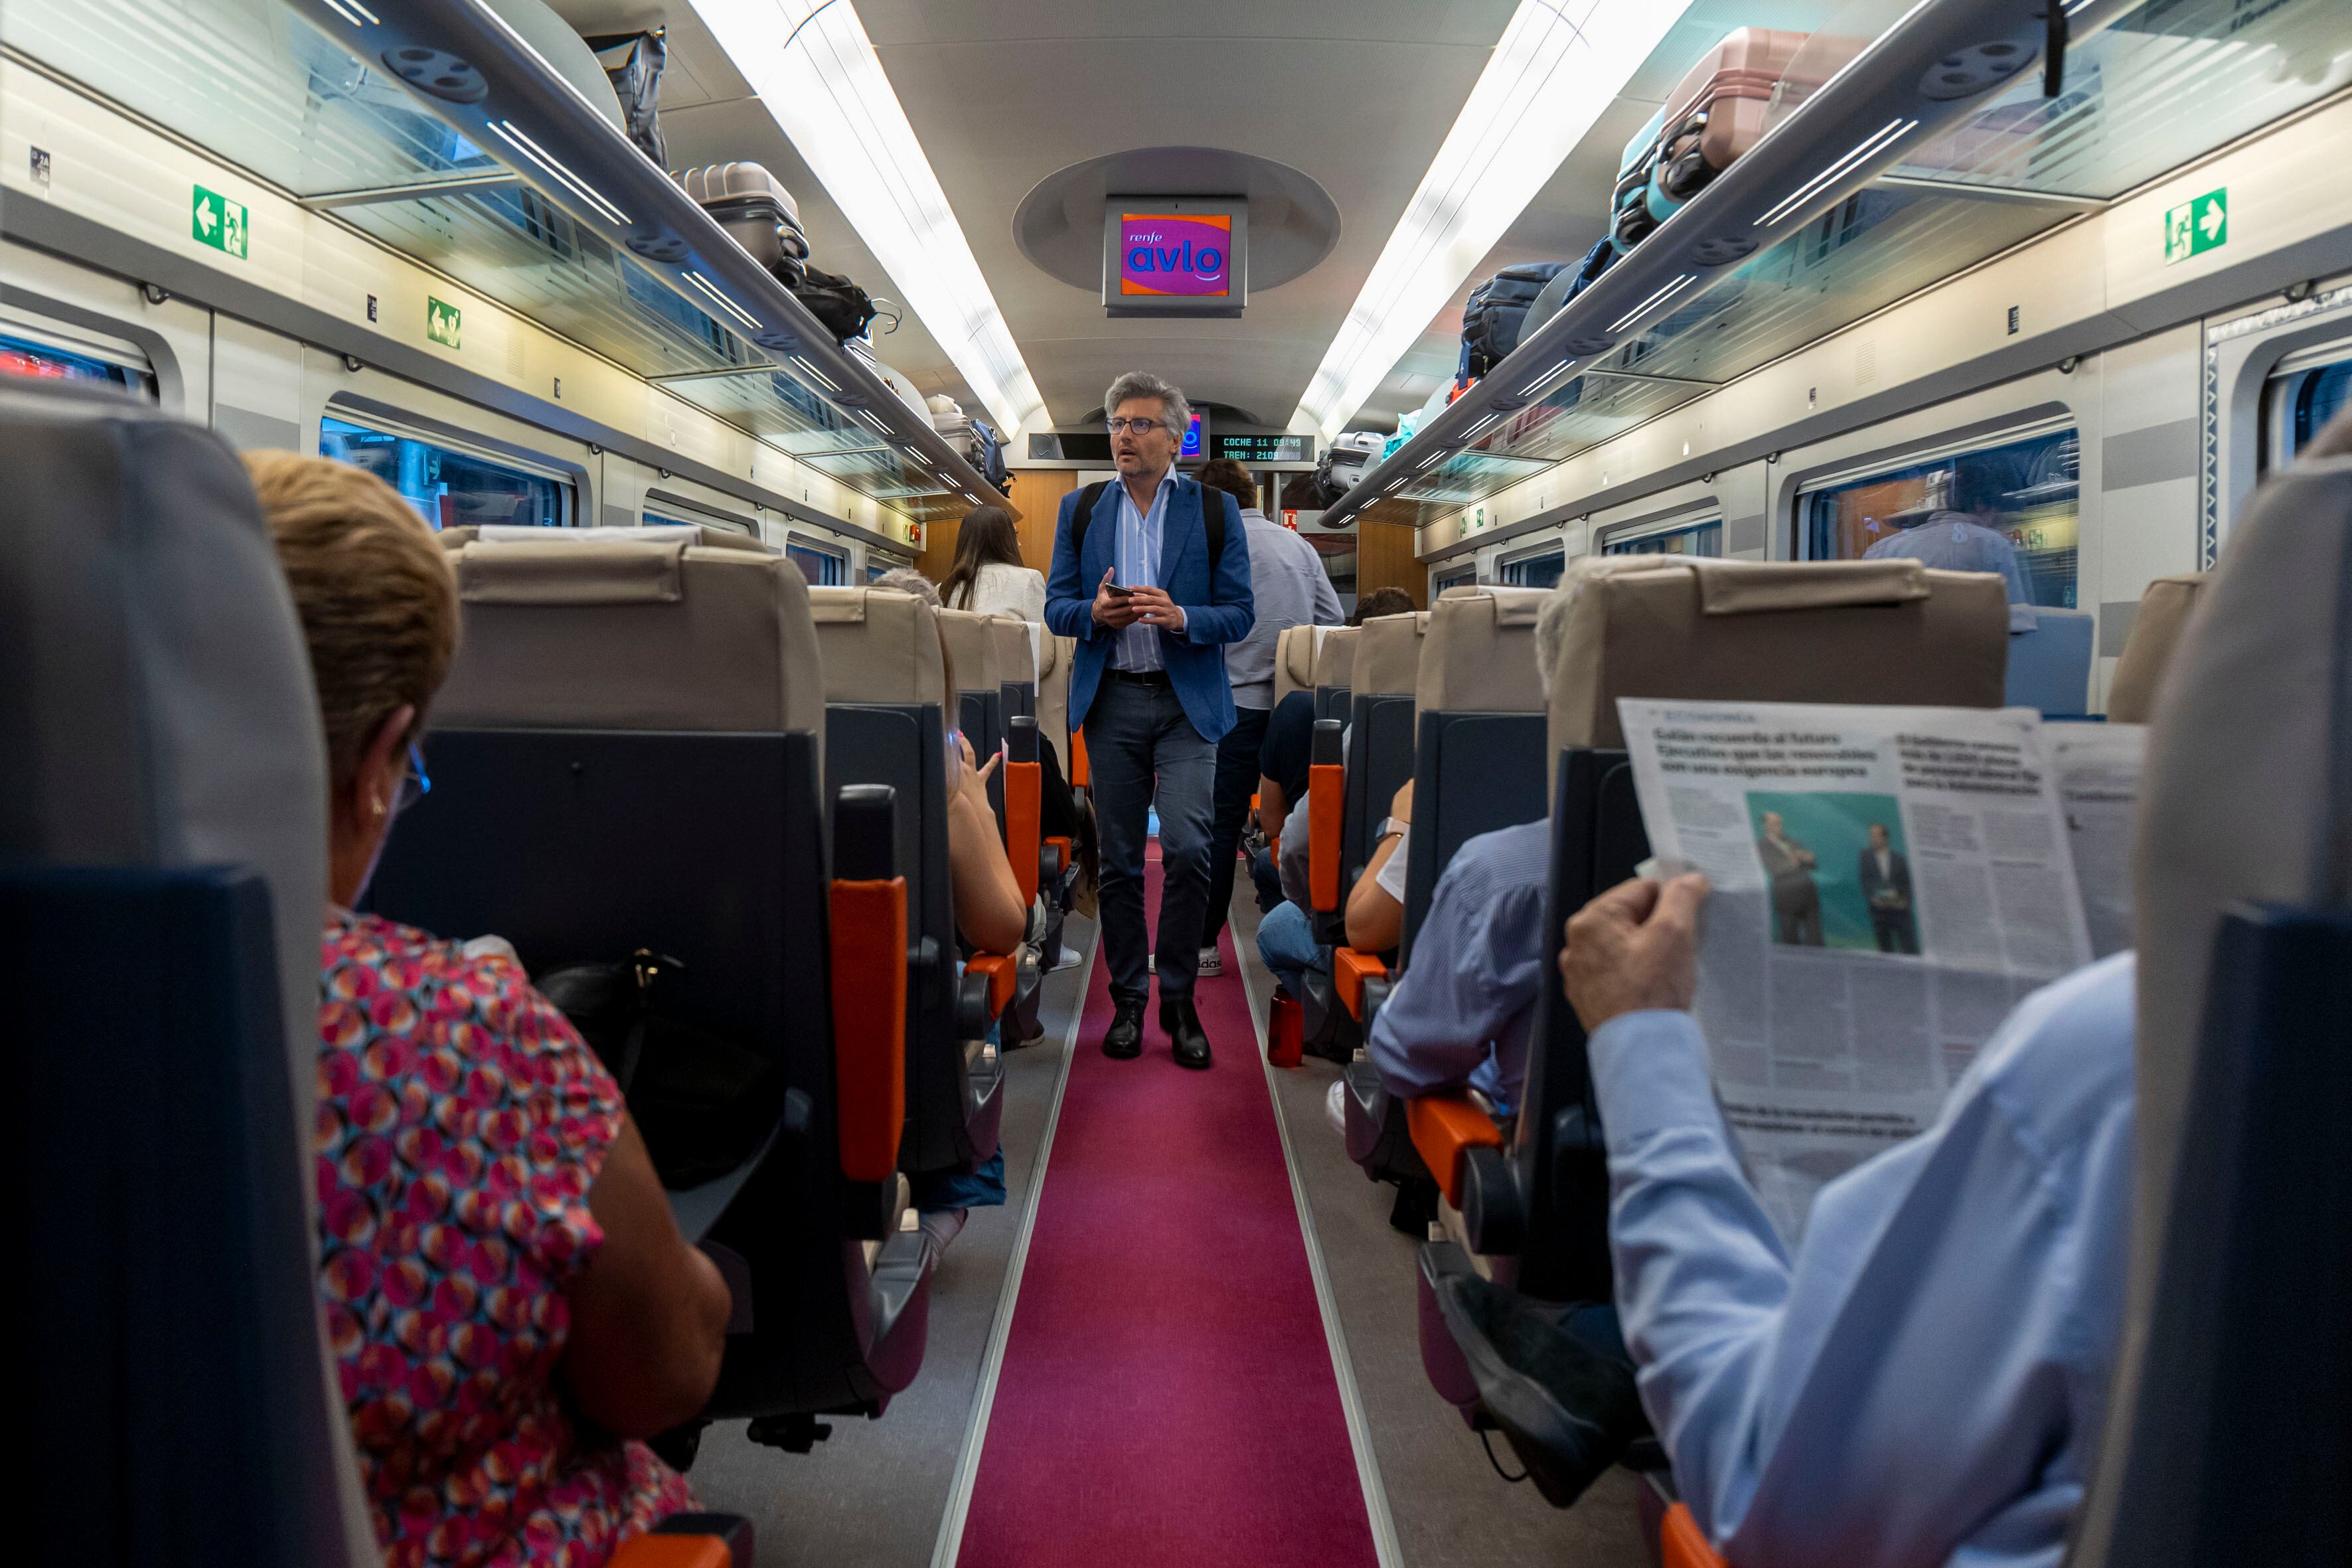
[1103,370,1192,437]
[874,566,941,608]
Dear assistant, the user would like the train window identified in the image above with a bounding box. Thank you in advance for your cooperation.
[786,536,848,586]
[1498,545,1566,589]
[320,416,570,530]
[645,510,753,536]
[1603,516,1724,558]
[0,328,153,398]
[2268,352,2352,468]
[1800,427,2078,609]
[1432,564,1476,595]
[866,560,893,583]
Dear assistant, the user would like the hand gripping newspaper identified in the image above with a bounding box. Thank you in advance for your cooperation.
[1616,698,2144,1243]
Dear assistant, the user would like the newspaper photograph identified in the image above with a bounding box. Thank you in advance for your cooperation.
[1616,698,2095,1243]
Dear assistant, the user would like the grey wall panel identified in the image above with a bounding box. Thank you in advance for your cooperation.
[2102,419,2199,491]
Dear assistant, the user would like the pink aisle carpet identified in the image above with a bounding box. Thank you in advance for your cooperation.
[955,857,1379,1568]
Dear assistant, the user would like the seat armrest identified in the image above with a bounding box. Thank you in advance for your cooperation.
[1660,1502,1727,1568]
[1406,1092,1506,1207]
[1004,716,1042,907]
[1333,947,1387,1020]
[1309,762,1344,913]
[612,1512,757,1568]
[832,787,905,1184]
[1043,834,1071,875]
[1070,724,1091,789]
[965,952,1018,1022]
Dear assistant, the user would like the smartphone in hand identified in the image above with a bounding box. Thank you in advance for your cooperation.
[1103,581,1134,599]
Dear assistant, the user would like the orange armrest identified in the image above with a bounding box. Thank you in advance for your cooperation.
[967,952,1018,1017]
[1308,762,1344,912]
[830,878,907,1184]
[1332,947,1387,1020]
[1406,1091,1504,1208]
[609,1536,730,1568]
[1660,1502,1729,1568]
[1071,726,1091,788]
[1044,835,1071,874]
[1004,759,1042,906]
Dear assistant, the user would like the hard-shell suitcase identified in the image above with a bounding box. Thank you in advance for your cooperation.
[1609,106,1668,254]
[676,161,809,291]
[1646,29,1867,218]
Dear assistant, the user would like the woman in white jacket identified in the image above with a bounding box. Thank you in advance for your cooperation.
[938,505,1045,621]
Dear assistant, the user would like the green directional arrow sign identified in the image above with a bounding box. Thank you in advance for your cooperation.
[192,185,248,259]
[426,297,462,350]
[2164,187,2227,265]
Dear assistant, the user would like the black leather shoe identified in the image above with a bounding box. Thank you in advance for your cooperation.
[1162,998,1213,1070]
[1102,1000,1144,1059]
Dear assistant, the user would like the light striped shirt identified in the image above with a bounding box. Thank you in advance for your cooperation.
[1111,469,1176,672]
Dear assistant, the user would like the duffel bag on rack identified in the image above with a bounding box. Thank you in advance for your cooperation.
[1461,260,1571,378]
[795,264,880,343]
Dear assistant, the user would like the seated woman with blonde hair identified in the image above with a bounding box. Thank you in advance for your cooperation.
[247,451,730,1568]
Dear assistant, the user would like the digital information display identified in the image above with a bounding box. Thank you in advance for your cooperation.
[1103,198,1246,318]
[1119,213,1232,298]
[1212,433,1310,463]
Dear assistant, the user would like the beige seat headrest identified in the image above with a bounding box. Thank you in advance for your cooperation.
[1318,626,1360,692]
[937,608,1000,693]
[1543,554,2008,754]
[1419,585,1548,714]
[1274,625,1316,706]
[2107,573,2209,723]
[439,521,775,555]
[808,586,945,704]
[1356,612,1431,698]
[434,532,824,738]
[987,615,1035,684]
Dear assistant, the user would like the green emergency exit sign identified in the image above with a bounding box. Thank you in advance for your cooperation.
[191,185,247,258]
[426,297,462,349]
[2164,188,2227,265]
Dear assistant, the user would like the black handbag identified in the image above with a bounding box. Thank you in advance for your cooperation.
[793,266,879,343]
[536,951,780,1190]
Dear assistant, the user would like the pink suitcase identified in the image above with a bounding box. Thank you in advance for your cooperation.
[1650,29,1868,210]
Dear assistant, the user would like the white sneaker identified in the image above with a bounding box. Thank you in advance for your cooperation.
[1196,946,1223,977]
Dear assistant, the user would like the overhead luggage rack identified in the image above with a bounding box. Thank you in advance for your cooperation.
[0,0,1002,527]
[1324,0,2352,534]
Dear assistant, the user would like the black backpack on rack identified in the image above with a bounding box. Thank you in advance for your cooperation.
[1460,261,1572,380]
[794,265,880,343]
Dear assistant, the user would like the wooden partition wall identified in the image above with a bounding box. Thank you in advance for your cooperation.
[919,469,1076,584]
[1354,521,1427,609]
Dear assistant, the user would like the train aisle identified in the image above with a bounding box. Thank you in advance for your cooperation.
[947,850,1383,1567]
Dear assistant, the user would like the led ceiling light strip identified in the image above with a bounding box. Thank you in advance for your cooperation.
[689,0,1044,437]
[1291,0,1698,445]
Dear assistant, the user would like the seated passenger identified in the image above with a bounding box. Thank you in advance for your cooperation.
[1561,874,2131,1565]
[1360,778,1545,1116]
[249,451,730,1568]
[1343,779,1412,958]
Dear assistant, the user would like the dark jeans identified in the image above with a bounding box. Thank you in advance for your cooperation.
[1089,672,1217,1005]
[1202,704,1272,947]
[1871,909,1919,953]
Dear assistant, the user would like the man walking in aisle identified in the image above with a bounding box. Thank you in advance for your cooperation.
[1045,372,1255,1067]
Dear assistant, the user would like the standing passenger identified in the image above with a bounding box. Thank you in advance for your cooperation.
[1194,457,1342,974]
[1044,372,1255,1069]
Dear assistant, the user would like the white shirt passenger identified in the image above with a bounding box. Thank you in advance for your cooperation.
[951,560,1047,623]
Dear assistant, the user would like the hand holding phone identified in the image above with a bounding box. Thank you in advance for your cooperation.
[1094,568,1142,629]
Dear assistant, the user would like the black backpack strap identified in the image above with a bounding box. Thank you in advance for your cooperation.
[1070,480,1110,559]
[1206,484,1226,564]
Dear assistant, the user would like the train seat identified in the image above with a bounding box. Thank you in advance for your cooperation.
[2069,459,2352,1567]
[808,586,1002,1178]
[1342,587,1549,1248]
[939,608,1006,821]
[2002,604,2096,716]
[2105,572,2209,723]
[1316,624,1360,722]
[0,402,748,1565]
[1423,555,2009,1504]
[1306,612,1426,1048]
[1032,632,1083,965]
[370,527,929,1430]
[980,616,1047,1041]
[1273,623,1318,708]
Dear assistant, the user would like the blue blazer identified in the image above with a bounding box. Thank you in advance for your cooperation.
[1043,474,1255,742]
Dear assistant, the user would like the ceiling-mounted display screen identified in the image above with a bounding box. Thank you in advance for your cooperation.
[1103,198,1247,318]
[1212,433,1311,463]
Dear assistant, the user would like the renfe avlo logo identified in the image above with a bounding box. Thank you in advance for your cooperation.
[1120,212,1231,298]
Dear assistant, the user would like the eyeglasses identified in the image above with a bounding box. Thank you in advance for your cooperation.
[1104,418,1167,436]
[392,743,432,818]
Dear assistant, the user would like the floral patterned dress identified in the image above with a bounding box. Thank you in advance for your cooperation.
[315,911,697,1568]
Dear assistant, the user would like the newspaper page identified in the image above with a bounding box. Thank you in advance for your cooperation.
[2051,724,2146,960]
[1616,698,2094,1243]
